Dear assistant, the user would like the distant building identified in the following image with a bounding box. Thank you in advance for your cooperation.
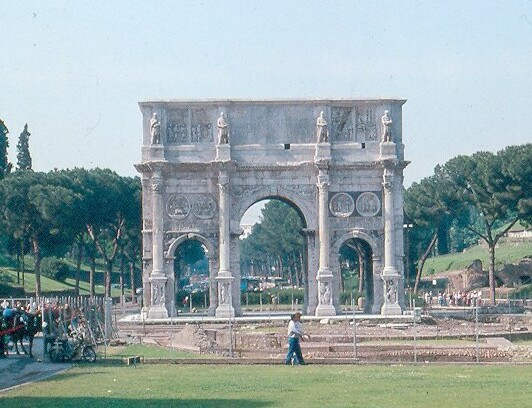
[507,229,532,239]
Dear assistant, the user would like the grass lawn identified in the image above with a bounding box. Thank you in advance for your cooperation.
[0,267,70,292]
[0,268,129,297]
[1,364,531,408]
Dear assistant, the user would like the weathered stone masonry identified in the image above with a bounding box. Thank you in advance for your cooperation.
[135,99,408,318]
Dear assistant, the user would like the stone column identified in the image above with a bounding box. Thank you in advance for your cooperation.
[148,168,168,319]
[215,171,234,318]
[315,169,336,316]
[380,167,402,315]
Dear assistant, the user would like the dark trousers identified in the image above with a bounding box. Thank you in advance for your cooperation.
[285,337,304,365]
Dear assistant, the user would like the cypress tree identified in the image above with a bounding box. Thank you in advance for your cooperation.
[0,118,12,178]
[17,123,32,170]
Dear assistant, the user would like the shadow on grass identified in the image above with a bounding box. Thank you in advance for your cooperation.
[0,397,274,408]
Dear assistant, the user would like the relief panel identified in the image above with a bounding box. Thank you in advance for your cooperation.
[166,109,188,144]
[331,107,354,142]
[355,107,378,142]
[191,108,213,143]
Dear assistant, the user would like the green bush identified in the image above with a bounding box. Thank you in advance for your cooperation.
[175,289,209,309]
[241,288,304,305]
[40,257,71,281]
[339,290,362,305]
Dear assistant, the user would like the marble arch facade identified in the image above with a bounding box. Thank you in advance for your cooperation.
[135,99,408,318]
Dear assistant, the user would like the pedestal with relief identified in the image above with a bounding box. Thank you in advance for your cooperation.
[215,277,235,318]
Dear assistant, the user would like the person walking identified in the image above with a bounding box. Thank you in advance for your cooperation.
[285,312,309,365]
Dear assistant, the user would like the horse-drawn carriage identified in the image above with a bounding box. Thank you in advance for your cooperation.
[0,306,41,358]
[1,302,97,362]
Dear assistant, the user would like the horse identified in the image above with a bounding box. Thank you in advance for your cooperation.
[5,310,42,358]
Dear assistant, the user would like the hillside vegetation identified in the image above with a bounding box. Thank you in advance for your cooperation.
[422,240,532,276]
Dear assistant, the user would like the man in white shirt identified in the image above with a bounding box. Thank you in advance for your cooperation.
[285,312,309,365]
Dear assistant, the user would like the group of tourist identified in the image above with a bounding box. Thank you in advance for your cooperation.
[0,300,38,357]
[0,299,87,357]
[423,290,483,307]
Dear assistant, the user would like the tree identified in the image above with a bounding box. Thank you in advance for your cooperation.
[240,200,306,286]
[500,144,532,226]
[120,177,142,302]
[404,172,463,294]
[0,171,81,297]
[440,149,527,304]
[77,169,137,297]
[0,118,12,179]
[174,240,206,287]
[16,124,32,171]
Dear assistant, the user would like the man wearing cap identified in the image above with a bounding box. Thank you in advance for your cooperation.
[285,312,309,365]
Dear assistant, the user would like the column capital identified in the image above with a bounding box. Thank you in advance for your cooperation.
[218,173,230,189]
[152,181,163,194]
[317,173,330,189]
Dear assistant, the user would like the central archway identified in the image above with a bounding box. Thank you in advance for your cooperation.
[238,197,310,312]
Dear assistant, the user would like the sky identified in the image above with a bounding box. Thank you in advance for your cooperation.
[1,1,532,193]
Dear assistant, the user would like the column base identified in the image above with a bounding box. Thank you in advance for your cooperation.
[215,144,231,162]
[208,305,217,317]
[215,304,235,318]
[379,141,396,159]
[147,304,168,319]
[380,302,403,316]
[315,304,336,316]
[145,145,165,161]
[382,266,397,275]
[380,273,402,316]
[314,143,331,163]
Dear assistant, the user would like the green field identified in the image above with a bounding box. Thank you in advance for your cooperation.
[423,241,532,276]
[1,364,531,407]
[0,268,128,297]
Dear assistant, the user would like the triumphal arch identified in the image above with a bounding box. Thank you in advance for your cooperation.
[135,99,408,318]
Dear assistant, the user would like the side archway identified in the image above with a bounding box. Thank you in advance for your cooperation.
[332,231,382,313]
[165,233,218,316]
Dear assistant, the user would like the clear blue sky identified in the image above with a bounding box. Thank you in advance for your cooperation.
[1,1,531,186]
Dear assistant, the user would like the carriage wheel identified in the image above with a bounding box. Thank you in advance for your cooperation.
[82,346,96,363]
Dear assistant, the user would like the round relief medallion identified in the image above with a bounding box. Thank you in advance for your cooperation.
[166,195,191,219]
[356,192,381,217]
[192,195,217,219]
[329,193,355,218]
